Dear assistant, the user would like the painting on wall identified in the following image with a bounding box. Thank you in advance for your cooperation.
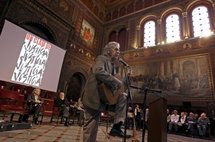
[129,54,212,97]
[80,19,95,46]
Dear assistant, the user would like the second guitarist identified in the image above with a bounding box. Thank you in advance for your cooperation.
[81,41,129,142]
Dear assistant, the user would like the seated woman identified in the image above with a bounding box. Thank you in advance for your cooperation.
[177,112,188,133]
[54,92,70,126]
[21,88,42,125]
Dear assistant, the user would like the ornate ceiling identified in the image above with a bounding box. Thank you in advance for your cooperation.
[80,0,169,21]
[100,0,130,7]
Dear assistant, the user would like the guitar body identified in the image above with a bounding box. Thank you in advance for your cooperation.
[98,83,119,105]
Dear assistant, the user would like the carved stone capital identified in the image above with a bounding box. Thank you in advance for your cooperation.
[157,19,162,24]
[182,12,187,17]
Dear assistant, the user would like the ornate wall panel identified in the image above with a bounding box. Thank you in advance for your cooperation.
[129,54,212,98]
[38,0,75,24]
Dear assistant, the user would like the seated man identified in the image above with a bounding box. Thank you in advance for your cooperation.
[168,110,179,133]
[197,112,210,137]
[186,112,198,136]
[21,88,42,125]
[54,91,70,126]
[81,42,129,142]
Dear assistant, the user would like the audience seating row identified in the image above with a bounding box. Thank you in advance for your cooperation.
[0,89,82,125]
[0,89,55,124]
[0,89,25,121]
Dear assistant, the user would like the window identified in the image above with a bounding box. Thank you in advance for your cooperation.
[143,20,156,47]
[191,6,211,37]
[165,14,181,43]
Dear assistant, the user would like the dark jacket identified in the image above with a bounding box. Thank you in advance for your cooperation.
[26,93,42,110]
[54,97,69,107]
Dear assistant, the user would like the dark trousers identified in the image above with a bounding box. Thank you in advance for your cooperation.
[19,104,41,123]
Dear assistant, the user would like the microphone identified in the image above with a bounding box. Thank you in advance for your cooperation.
[119,58,129,67]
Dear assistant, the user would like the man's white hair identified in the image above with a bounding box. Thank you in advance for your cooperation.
[102,41,120,54]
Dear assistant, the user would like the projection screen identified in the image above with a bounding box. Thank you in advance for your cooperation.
[0,20,66,92]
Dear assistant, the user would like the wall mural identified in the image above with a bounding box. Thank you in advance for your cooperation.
[129,54,212,97]
[80,19,95,46]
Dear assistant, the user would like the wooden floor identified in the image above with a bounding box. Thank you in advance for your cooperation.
[0,116,214,142]
[0,123,214,141]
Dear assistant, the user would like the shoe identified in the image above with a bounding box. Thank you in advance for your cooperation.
[109,128,124,137]
[109,128,131,138]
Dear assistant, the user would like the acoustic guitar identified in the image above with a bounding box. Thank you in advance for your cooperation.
[98,83,122,105]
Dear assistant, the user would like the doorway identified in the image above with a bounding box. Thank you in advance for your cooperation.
[66,72,86,102]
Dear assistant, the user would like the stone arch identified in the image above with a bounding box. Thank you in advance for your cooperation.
[66,72,86,102]
[106,24,128,42]
[21,21,57,44]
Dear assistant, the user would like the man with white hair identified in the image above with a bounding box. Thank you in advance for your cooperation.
[81,41,128,142]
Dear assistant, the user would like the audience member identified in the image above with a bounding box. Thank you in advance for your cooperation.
[177,111,187,133]
[134,104,141,130]
[54,92,70,126]
[21,88,43,124]
[168,110,179,132]
[186,112,197,136]
[197,112,210,137]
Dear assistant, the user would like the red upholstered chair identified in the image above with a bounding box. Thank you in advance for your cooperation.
[50,106,63,124]
[0,90,25,121]
[40,99,54,124]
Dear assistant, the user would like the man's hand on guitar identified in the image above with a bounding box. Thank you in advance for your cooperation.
[114,83,125,96]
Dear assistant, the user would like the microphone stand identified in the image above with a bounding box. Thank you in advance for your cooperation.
[121,66,138,142]
[130,85,162,142]
[122,65,131,142]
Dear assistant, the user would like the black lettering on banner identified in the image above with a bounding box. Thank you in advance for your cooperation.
[11,33,51,87]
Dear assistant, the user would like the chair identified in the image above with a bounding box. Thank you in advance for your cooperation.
[68,107,76,124]
[50,106,63,124]
[39,99,54,124]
